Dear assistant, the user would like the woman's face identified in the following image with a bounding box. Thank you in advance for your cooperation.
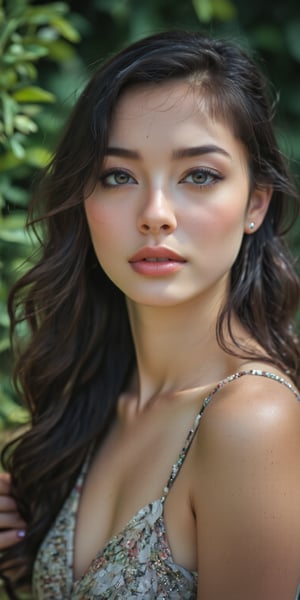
[84,81,269,308]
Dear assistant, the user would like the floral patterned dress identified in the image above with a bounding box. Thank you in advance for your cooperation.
[32,370,299,599]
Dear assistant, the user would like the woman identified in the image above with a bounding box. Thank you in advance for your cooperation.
[0,30,300,599]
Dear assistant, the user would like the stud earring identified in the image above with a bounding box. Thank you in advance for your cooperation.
[248,221,255,231]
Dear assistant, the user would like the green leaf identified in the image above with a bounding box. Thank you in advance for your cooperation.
[0,143,51,171]
[0,150,22,171]
[0,307,9,328]
[0,68,18,89]
[14,114,38,134]
[0,18,21,51]
[19,103,42,117]
[0,227,31,244]
[49,16,81,43]
[26,145,52,167]
[14,62,37,80]
[94,0,129,19]
[0,214,27,230]
[0,337,10,353]
[0,386,29,425]
[12,86,55,103]
[192,0,213,22]
[7,42,24,56]
[3,45,48,63]
[38,38,77,61]
[212,0,236,20]
[10,136,26,159]
[24,3,69,24]
[0,178,29,204]
[1,91,17,135]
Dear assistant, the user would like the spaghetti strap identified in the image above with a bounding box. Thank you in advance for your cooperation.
[161,369,299,501]
[33,369,299,599]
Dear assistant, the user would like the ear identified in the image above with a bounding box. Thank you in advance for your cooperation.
[244,186,272,234]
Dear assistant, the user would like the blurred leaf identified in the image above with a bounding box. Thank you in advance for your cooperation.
[14,114,38,134]
[1,91,17,135]
[212,0,236,20]
[94,0,130,20]
[3,45,49,63]
[0,18,20,49]
[0,383,29,427]
[10,136,26,158]
[0,0,80,431]
[0,150,23,171]
[192,0,213,22]
[38,38,78,61]
[0,178,29,204]
[0,228,31,243]
[0,337,10,352]
[25,145,52,167]
[49,16,81,42]
[0,307,9,328]
[24,3,70,23]
[0,68,18,89]
[12,85,55,102]
[0,145,51,170]
[0,214,27,230]
[14,62,37,79]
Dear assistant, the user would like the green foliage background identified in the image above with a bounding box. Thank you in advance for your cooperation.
[1,0,300,432]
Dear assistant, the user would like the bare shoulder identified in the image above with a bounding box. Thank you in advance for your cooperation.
[193,367,300,489]
[195,368,300,455]
[192,369,300,599]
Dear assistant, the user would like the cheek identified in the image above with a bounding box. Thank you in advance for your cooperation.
[185,201,246,240]
[85,199,125,254]
[85,198,112,229]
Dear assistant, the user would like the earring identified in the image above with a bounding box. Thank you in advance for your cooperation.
[248,221,255,231]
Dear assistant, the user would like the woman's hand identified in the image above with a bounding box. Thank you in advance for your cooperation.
[0,473,26,549]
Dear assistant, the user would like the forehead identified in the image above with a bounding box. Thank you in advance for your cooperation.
[112,80,213,132]
[109,81,248,165]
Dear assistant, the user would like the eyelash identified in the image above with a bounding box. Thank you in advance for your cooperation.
[99,169,136,188]
[180,168,223,187]
[99,167,223,188]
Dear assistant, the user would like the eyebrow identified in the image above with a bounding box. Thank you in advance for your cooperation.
[172,145,231,160]
[105,147,140,159]
[105,144,231,160]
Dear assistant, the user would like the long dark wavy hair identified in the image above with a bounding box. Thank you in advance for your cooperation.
[1,30,299,596]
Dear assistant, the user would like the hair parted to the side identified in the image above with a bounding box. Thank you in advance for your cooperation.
[1,30,299,596]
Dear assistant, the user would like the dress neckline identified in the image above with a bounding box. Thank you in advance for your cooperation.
[70,369,300,587]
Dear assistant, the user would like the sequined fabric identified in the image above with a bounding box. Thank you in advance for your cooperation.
[32,370,300,599]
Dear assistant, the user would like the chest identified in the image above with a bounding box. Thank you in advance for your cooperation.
[73,404,199,580]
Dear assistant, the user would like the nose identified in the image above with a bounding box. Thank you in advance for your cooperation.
[137,187,177,235]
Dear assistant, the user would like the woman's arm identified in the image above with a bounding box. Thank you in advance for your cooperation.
[193,375,300,600]
[0,473,26,549]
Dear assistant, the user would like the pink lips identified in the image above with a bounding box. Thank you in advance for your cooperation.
[128,246,186,276]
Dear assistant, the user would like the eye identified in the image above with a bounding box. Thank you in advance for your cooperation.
[100,169,136,187]
[181,168,222,186]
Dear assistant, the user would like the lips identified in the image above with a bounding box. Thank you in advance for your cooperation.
[129,247,186,263]
[128,246,186,277]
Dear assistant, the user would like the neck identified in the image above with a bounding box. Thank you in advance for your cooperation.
[126,293,242,410]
